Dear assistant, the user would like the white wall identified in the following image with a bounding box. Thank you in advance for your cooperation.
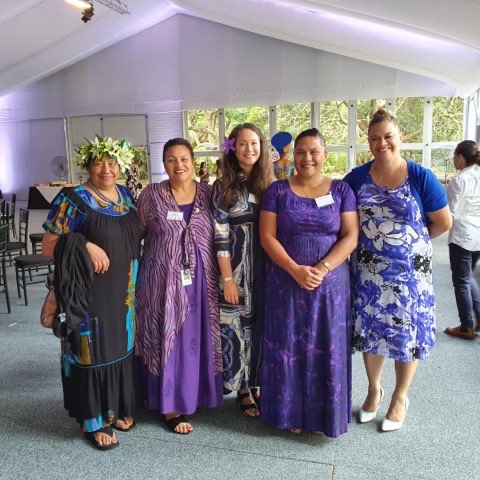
[1,118,66,200]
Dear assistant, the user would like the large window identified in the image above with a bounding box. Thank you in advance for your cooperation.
[224,107,269,138]
[431,146,456,184]
[432,97,464,142]
[186,108,219,151]
[395,97,424,143]
[320,101,348,145]
[185,96,465,181]
[276,103,311,140]
[356,98,386,144]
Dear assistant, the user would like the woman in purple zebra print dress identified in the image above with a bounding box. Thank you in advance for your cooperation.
[135,138,223,434]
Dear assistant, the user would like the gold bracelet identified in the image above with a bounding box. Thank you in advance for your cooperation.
[320,261,332,273]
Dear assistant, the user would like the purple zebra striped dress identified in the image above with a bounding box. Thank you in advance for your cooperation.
[135,181,223,414]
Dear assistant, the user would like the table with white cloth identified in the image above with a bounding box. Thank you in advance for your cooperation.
[28,186,67,209]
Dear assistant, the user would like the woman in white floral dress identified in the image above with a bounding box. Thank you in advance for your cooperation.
[344,109,451,432]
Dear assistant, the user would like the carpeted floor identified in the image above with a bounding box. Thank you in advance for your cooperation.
[0,209,479,480]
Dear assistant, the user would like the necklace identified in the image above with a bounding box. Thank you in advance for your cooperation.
[86,179,124,207]
[293,177,325,198]
[370,160,406,189]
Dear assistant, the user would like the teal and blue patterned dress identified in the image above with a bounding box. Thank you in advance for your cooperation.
[43,185,141,432]
[351,175,436,361]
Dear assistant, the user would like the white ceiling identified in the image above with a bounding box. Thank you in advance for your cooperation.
[1,0,480,99]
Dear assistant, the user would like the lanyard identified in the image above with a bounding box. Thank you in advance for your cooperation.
[168,182,197,271]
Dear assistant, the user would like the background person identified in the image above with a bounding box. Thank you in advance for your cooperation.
[135,138,222,434]
[344,109,452,432]
[271,131,294,180]
[212,123,273,417]
[260,128,358,436]
[198,161,210,184]
[125,163,142,201]
[42,135,141,450]
[444,140,480,339]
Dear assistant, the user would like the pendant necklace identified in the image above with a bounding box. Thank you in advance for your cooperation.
[296,177,324,198]
[86,179,124,207]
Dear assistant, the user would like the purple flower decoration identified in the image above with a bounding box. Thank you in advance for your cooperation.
[220,136,236,154]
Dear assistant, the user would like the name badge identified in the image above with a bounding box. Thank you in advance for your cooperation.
[167,211,184,221]
[181,268,192,286]
[248,193,257,204]
[315,193,334,208]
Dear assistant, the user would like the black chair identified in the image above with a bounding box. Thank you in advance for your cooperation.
[6,193,17,239]
[0,225,11,313]
[0,199,7,226]
[30,232,45,254]
[14,252,53,306]
[5,207,28,261]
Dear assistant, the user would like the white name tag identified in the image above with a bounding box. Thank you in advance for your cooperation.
[315,193,334,208]
[167,211,184,221]
[248,193,257,204]
[181,268,192,286]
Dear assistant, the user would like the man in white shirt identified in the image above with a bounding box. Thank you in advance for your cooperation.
[445,140,480,340]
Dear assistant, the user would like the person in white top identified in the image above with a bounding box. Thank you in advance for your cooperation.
[445,140,480,340]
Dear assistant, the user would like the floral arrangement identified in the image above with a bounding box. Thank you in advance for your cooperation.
[75,135,134,173]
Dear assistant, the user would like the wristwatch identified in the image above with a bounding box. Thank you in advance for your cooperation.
[321,261,332,273]
[223,276,233,282]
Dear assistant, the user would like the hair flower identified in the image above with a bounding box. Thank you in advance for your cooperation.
[74,134,134,173]
[220,136,236,155]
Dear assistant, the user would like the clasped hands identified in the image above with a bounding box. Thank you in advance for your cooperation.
[292,264,324,291]
[86,242,110,274]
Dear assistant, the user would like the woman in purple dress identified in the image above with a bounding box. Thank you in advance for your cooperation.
[259,128,359,436]
[135,138,223,434]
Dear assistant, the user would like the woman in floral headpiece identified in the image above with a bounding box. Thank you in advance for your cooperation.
[211,123,274,418]
[42,135,142,450]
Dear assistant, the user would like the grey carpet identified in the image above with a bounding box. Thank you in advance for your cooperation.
[0,219,479,480]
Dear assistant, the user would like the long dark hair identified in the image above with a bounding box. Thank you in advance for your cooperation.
[455,140,480,166]
[220,123,273,206]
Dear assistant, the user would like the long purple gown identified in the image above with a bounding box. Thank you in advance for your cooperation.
[260,179,356,437]
[135,182,223,415]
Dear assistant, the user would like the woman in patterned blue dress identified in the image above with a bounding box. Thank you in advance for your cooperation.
[344,109,452,431]
[212,123,273,418]
[42,137,141,450]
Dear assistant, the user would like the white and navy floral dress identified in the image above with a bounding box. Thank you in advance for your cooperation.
[351,175,436,361]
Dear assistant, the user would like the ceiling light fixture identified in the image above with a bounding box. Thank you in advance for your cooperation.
[65,0,130,21]
[81,2,94,23]
[64,0,91,9]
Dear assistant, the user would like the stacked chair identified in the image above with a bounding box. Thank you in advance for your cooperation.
[0,224,11,313]
[6,193,17,239]
[10,208,53,306]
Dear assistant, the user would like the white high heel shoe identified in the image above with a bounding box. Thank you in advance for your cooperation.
[381,397,409,432]
[359,387,384,423]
